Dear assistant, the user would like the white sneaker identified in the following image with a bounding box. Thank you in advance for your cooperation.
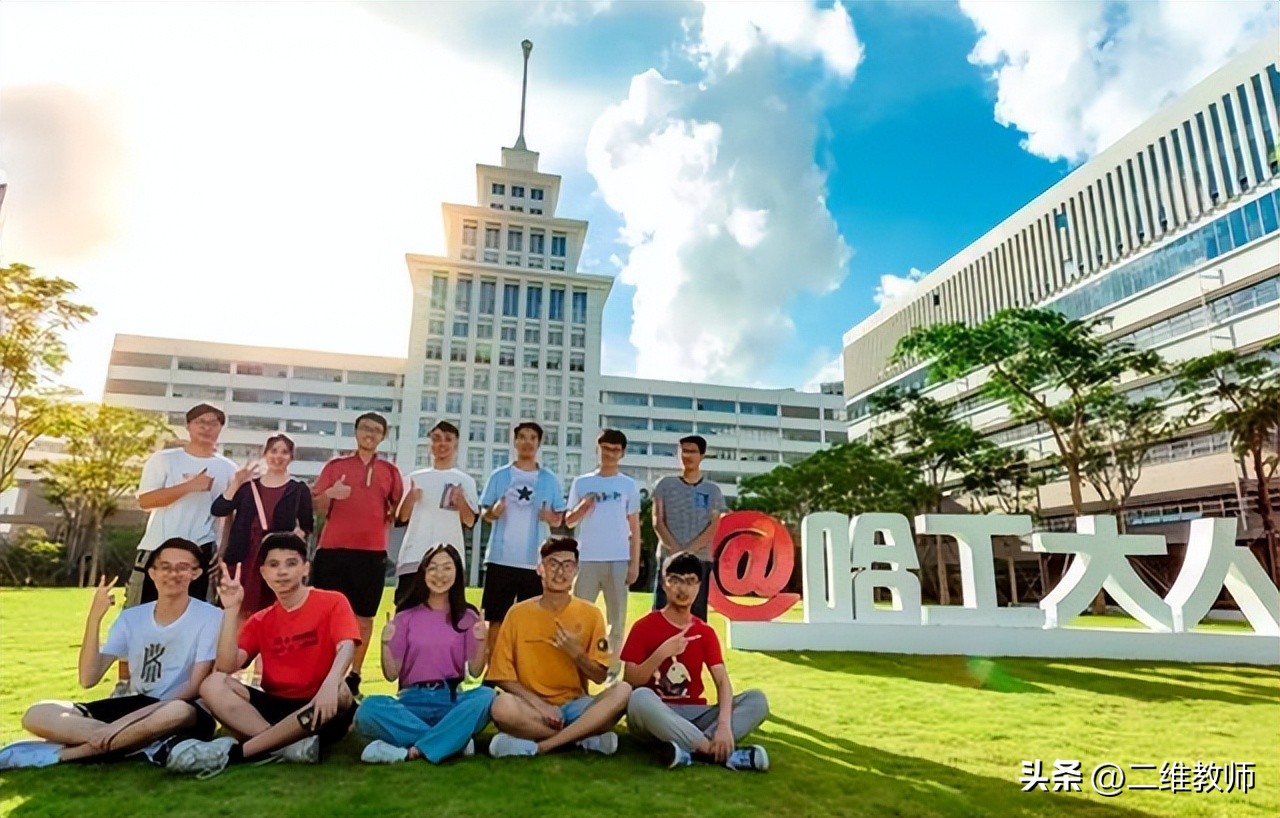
[487,732,538,758]
[462,738,475,757]
[274,736,320,764]
[725,745,769,772]
[165,737,236,778]
[0,740,62,770]
[360,740,409,764]
[577,731,618,756]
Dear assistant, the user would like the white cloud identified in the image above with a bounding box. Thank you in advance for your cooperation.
[960,0,1278,163]
[802,351,844,392]
[586,2,860,384]
[872,267,924,310]
[537,0,614,26]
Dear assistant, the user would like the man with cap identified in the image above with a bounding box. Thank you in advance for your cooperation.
[116,403,237,692]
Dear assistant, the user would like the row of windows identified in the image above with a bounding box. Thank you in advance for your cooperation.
[599,416,825,442]
[425,318,587,348]
[423,367,585,397]
[110,352,400,387]
[855,62,1279,396]
[429,274,588,323]
[163,412,399,441]
[423,341,586,371]
[1119,275,1279,350]
[105,382,400,413]
[465,224,565,255]
[489,183,545,201]
[600,392,838,420]
[421,394,585,423]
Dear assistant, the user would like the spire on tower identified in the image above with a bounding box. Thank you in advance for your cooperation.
[514,39,533,151]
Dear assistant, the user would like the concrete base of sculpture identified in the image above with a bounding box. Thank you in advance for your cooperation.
[726,621,1280,665]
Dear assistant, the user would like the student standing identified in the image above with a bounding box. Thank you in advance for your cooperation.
[651,435,725,621]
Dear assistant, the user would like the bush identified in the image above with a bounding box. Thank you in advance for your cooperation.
[0,528,67,586]
[98,525,144,580]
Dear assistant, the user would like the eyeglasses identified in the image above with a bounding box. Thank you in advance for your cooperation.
[665,574,701,587]
[189,417,223,427]
[355,423,385,435]
[152,562,199,575]
[543,558,578,574]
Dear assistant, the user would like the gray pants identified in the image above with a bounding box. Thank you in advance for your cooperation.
[574,560,629,662]
[627,687,769,751]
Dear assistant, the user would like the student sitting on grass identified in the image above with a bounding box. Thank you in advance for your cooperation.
[165,533,359,776]
[0,538,221,770]
[621,552,770,772]
[355,543,494,764]
[486,537,631,758]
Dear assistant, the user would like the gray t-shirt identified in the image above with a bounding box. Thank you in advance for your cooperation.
[653,476,725,561]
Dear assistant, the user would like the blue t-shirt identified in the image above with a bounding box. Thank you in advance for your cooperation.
[479,463,566,569]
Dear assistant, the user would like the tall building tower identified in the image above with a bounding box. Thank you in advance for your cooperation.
[396,42,613,576]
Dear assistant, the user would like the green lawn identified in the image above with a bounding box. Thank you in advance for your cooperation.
[0,587,1276,818]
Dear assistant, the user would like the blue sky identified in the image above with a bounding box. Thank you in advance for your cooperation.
[1,1,1274,397]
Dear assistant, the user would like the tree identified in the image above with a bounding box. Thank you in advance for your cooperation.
[37,403,170,585]
[0,264,95,492]
[961,444,1044,516]
[893,307,1165,516]
[736,441,930,528]
[1175,344,1280,582]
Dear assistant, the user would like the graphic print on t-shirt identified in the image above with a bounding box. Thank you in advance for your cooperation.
[655,657,691,699]
[140,643,166,684]
[511,484,534,504]
[271,628,320,657]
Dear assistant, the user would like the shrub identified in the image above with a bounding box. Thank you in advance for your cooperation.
[0,528,67,586]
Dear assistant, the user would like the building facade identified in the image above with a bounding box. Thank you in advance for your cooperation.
[841,39,1280,543]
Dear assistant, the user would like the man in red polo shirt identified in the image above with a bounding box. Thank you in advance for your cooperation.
[310,412,404,695]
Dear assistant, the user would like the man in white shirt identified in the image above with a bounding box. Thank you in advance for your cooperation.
[394,420,479,604]
[565,429,642,665]
[0,539,222,770]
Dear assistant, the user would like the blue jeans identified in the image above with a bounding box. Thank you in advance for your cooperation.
[354,685,495,763]
[652,559,712,621]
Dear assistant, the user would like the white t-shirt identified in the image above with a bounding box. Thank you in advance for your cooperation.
[136,448,238,552]
[568,471,642,562]
[102,599,222,699]
[498,466,540,563]
[396,467,480,575]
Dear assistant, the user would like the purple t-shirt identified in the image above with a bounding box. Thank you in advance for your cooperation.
[388,605,478,687]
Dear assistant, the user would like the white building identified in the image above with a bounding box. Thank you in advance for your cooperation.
[841,38,1280,543]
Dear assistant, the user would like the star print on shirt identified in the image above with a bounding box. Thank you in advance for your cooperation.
[514,486,534,504]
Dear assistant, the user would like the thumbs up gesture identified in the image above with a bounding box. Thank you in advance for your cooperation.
[326,474,352,500]
[185,468,213,493]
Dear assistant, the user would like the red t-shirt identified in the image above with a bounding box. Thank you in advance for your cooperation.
[312,454,403,552]
[620,611,723,705]
[239,588,362,700]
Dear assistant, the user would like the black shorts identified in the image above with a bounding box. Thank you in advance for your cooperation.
[481,563,543,622]
[311,548,387,618]
[246,687,354,747]
[76,694,216,742]
[393,573,417,609]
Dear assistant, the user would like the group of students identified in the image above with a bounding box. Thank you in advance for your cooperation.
[0,402,771,775]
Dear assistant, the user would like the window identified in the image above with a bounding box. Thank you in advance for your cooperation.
[782,428,822,442]
[697,422,734,436]
[348,371,397,387]
[446,393,463,415]
[171,383,225,401]
[526,285,542,319]
[347,396,395,413]
[452,321,469,337]
[566,429,583,449]
[650,443,677,457]
[448,368,467,388]
[545,374,561,395]
[604,392,648,406]
[654,418,693,433]
[568,402,583,423]
[477,321,493,339]
[570,328,585,348]
[569,353,584,372]
[548,288,565,321]
[531,188,544,201]
[569,377,584,398]
[286,419,337,436]
[739,401,777,416]
[546,350,562,371]
[529,231,545,256]
[542,403,561,422]
[449,344,467,363]
[522,372,540,394]
[511,185,525,198]
[499,347,516,367]
[550,259,564,271]
[467,449,486,471]
[543,451,559,471]
[422,367,440,387]
[491,183,505,195]
[524,326,541,344]
[471,395,488,416]
[469,423,487,443]
[551,234,567,257]
[455,277,472,312]
[479,281,496,315]
[294,366,342,382]
[485,226,501,250]
[521,398,538,418]
[421,394,438,412]
[290,393,339,409]
[510,206,523,213]
[782,405,821,420]
[543,427,559,446]
[495,396,513,418]
[507,229,523,252]
[500,323,518,342]
[524,349,540,369]
[111,350,172,370]
[425,340,443,360]
[530,208,543,216]
[502,283,520,316]
[428,318,445,336]
[548,327,564,346]
[228,416,279,432]
[496,371,514,392]
[473,370,490,391]
[431,274,448,310]
[697,398,735,414]
[105,379,168,397]
[653,395,692,410]
[571,292,587,324]
[505,254,521,266]
[234,362,287,378]
[494,422,510,442]
[177,357,230,374]
[492,450,508,469]
[462,223,477,246]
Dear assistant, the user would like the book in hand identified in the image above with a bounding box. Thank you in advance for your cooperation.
[439,482,459,510]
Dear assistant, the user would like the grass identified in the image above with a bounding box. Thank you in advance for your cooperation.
[0,587,1276,818]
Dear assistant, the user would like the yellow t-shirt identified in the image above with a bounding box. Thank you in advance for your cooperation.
[486,596,610,705]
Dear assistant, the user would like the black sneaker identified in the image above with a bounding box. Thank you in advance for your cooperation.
[345,672,362,698]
